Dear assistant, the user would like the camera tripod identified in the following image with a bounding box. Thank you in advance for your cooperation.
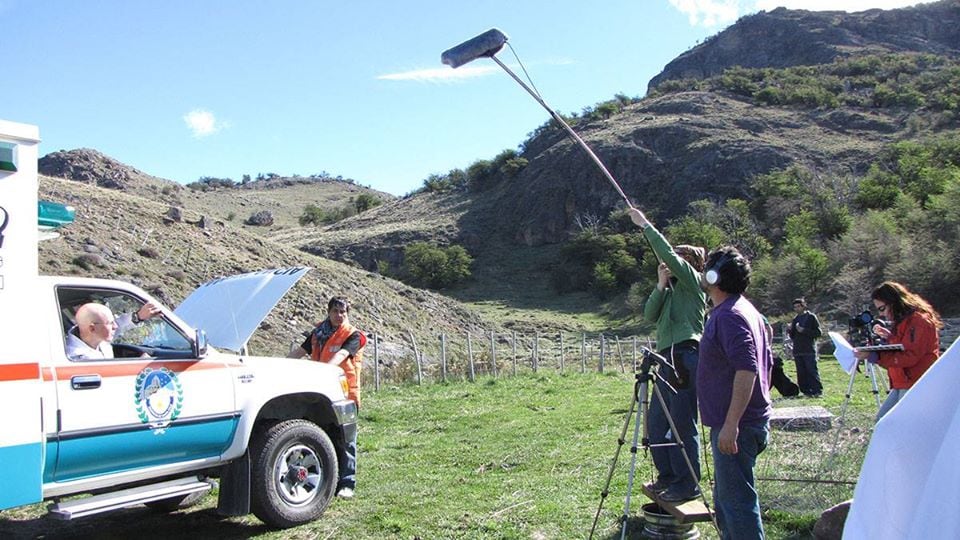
[589,348,719,539]
[827,344,894,464]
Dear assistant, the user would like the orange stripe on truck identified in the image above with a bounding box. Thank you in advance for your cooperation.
[0,363,41,382]
[52,360,231,379]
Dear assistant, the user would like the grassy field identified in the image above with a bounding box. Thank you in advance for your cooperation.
[0,357,878,539]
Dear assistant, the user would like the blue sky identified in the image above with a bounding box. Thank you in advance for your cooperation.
[1,0,937,195]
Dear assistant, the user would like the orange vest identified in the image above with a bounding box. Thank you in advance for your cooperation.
[311,321,366,406]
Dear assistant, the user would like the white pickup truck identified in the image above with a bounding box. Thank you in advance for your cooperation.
[0,119,357,528]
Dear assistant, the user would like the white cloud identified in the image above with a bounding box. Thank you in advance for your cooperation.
[183,109,223,138]
[377,65,500,83]
[668,0,741,27]
[753,0,941,11]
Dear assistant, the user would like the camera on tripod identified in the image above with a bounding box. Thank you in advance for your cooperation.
[847,310,889,347]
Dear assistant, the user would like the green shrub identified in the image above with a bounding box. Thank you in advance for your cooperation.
[402,242,473,289]
[299,204,327,226]
[552,230,643,296]
[354,193,382,213]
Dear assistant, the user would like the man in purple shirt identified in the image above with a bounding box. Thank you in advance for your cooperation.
[697,246,773,540]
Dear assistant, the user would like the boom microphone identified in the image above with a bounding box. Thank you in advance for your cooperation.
[441,28,508,68]
[441,29,635,210]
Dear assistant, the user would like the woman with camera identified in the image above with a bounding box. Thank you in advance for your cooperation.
[854,281,942,421]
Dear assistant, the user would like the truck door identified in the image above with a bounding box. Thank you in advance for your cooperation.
[51,286,239,482]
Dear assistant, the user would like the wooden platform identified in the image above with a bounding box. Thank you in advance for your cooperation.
[641,483,713,524]
[769,405,833,432]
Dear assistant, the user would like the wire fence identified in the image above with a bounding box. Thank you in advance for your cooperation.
[364,331,658,391]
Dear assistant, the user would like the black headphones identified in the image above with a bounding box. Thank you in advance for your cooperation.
[704,251,736,286]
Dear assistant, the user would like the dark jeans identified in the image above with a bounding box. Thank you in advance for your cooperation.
[794,352,822,396]
[648,344,700,492]
[337,423,357,490]
[711,422,769,540]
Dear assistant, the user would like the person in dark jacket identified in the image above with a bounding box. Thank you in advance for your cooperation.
[788,298,822,397]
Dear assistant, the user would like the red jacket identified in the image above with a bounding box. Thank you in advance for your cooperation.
[877,311,940,389]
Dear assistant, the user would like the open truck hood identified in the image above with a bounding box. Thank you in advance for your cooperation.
[174,267,310,352]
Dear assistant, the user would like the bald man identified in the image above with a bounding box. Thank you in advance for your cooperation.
[65,302,161,360]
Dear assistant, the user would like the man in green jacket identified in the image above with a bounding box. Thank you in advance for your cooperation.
[630,207,708,502]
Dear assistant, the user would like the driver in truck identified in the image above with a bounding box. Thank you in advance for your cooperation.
[66,301,161,360]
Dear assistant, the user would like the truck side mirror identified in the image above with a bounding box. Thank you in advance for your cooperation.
[194,329,209,359]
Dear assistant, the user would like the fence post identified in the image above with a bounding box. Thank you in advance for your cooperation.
[581,333,586,373]
[490,330,497,378]
[440,333,447,383]
[632,336,638,373]
[559,332,564,373]
[598,333,605,373]
[533,331,539,372]
[512,331,518,377]
[615,335,626,373]
[467,332,475,382]
[374,333,380,391]
[408,331,423,386]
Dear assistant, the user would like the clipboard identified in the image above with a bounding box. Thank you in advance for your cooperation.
[856,343,904,352]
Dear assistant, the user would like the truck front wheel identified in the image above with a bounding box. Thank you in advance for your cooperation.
[250,419,338,528]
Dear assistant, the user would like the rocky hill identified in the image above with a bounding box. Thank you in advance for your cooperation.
[40,148,395,235]
[40,148,183,204]
[648,0,960,91]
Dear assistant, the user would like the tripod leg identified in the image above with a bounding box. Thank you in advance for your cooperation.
[620,379,648,540]
[867,363,883,409]
[826,366,859,470]
[589,379,640,540]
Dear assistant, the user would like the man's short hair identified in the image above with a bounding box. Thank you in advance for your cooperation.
[793,298,806,306]
[327,296,350,312]
[705,246,751,295]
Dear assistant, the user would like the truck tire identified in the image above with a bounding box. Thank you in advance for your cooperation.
[250,419,338,528]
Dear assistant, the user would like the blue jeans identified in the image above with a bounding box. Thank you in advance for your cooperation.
[794,352,822,396]
[877,388,906,422]
[648,344,700,492]
[710,422,768,540]
[337,423,357,490]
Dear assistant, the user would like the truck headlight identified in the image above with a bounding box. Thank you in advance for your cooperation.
[340,374,350,397]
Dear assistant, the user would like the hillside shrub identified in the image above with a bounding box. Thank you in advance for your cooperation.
[353,193,382,213]
[552,230,643,297]
[402,242,473,289]
[299,204,327,226]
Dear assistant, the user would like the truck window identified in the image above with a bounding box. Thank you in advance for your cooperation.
[57,286,192,361]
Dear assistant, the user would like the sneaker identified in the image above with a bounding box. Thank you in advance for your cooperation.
[649,478,671,493]
[659,486,701,503]
[336,487,355,499]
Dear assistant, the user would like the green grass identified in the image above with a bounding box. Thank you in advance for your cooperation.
[0,357,878,539]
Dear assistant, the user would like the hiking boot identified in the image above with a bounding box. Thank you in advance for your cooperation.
[659,486,701,503]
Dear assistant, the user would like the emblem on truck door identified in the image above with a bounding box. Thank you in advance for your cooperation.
[134,367,183,433]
